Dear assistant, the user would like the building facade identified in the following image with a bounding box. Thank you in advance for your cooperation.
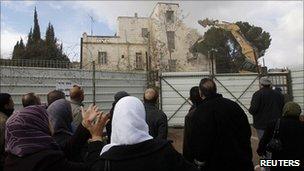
[81,2,211,72]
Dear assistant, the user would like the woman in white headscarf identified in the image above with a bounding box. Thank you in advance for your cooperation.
[89,96,198,171]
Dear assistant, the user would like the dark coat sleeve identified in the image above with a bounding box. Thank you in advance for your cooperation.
[249,91,260,116]
[61,124,91,159]
[156,112,168,139]
[257,121,276,156]
[188,108,216,162]
[45,141,104,171]
[183,111,194,163]
[165,144,199,171]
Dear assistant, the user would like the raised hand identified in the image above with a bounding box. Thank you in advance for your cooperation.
[81,104,109,140]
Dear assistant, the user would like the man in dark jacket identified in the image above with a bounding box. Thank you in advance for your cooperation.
[188,78,254,171]
[249,77,285,139]
[183,86,202,163]
[144,88,168,139]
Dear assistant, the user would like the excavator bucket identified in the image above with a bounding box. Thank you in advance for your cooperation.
[198,18,213,28]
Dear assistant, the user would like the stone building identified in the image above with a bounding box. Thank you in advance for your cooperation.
[81,2,211,72]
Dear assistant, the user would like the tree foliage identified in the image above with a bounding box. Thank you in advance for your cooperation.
[12,7,69,63]
[191,21,271,73]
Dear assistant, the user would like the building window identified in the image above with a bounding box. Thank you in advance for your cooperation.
[135,52,143,70]
[98,52,107,64]
[166,10,174,23]
[167,31,175,50]
[142,28,148,38]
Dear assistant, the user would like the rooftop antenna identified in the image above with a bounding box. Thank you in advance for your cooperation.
[88,15,95,35]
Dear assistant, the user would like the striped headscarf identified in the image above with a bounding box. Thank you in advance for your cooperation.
[5,105,59,157]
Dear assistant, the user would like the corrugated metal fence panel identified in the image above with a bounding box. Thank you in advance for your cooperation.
[161,72,261,126]
[0,66,147,112]
[291,67,304,110]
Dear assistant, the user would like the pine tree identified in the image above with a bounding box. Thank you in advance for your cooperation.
[26,28,33,47]
[24,28,34,60]
[32,7,41,43]
[11,7,70,66]
[45,23,57,60]
[18,38,26,59]
[12,41,19,59]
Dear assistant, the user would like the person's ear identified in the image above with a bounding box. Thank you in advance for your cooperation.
[199,90,206,100]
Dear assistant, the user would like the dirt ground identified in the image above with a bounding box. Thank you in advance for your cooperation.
[168,126,260,166]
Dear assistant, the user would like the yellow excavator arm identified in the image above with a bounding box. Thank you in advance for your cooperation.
[198,18,259,73]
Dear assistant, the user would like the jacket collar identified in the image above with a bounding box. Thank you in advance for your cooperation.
[202,93,223,102]
[70,99,84,106]
[144,102,157,107]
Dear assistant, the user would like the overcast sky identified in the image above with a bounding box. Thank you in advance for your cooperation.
[1,1,303,68]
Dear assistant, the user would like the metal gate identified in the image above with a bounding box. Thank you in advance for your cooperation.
[160,71,291,126]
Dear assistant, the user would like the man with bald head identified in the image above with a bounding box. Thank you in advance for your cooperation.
[69,85,85,127]
[144,88,168,139]
[22,92,41,107]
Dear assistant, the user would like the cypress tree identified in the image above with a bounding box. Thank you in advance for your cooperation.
[12,41,19,59]
[18,38,26,59]
[32,7,41,43]
[26,28,33,47]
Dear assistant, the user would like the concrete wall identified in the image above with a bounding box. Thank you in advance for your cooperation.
[0,66,147,112]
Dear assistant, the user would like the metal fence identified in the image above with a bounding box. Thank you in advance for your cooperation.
[0,59,79,69]
[160,71,295,126]
[290,66,304,110]
[0,66,147,112]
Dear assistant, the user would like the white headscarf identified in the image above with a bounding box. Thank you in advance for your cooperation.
[100,96,153,155]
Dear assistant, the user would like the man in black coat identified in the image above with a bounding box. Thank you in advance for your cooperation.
[144,88,168,139]
[183,86,202,163]
[188,78,254,171]
[249,77,285,139]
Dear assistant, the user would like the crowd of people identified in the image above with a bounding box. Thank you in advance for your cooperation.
[0,76,303,171]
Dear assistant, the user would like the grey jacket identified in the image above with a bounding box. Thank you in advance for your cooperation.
[70,100,84,127]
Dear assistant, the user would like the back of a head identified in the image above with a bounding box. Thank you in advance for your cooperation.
[112,96,151,144]
[5,105,58,157]
[47,90,65,106]
[114,91,130,103]
[22,92,41,107]
[143,88,159,104]
[47,99,73,133]
[69,85,84,102]
[199,78,217,98]
[260,76,272,88]
[0,93,11,108]
[101,96,152,155]
[282,102,302,117]
[189,86,201,105]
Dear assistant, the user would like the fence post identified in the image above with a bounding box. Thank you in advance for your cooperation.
[92,61,96,105]
[286,70,293,101]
